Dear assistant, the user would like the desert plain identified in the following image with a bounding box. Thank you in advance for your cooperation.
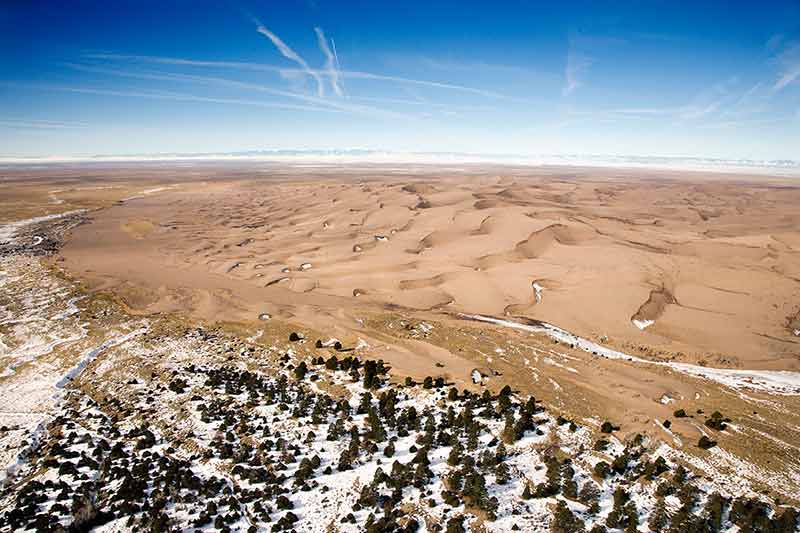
[1,161,800,531]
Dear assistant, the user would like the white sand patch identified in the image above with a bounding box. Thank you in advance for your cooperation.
[121,185,174,201]
[543,357,579,374]
[532,281,544,303]
[246,330,263,342]
[632,318,654,330]
[355,338,369,350]
[654,420,682,447]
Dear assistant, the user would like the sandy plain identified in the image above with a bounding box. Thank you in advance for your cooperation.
[40,163,800,370]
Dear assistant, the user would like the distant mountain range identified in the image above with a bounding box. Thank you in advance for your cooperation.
[2,149,799,176]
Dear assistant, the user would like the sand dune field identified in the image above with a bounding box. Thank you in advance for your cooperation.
[44,164,800,375]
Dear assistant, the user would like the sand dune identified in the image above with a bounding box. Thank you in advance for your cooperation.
[52,165,800,371]
[514,223,593,258]
[471,215,497,235]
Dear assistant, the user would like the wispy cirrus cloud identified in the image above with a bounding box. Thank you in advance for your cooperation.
[62,63,417,120]
[566,77,754,124]
[84,53,505,98]
[1,82,337,114]
[252,18,325,97]
[0,118,89,130]
[562,32,627,96]
[314,27,342,96]
[773,40,800,92]
[563,47,591,96]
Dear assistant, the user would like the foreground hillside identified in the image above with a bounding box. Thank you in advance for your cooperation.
[1,314,798,531]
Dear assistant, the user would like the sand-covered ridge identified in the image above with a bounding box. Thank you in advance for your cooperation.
[54,165,800,373]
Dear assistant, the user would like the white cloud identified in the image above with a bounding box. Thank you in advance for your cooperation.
[314,27,342,96]
[563,48,591,95]
[84,53,504,98]
[773,41,800,91]
[62,64,418,121]
[0,119,88,130]
[253,19,325,97]
[6,83,335,113]
[562,32,594,96]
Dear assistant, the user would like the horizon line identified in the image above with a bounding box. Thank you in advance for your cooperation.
[1,149,799,177]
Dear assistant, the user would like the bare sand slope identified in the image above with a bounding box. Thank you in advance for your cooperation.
[52,166,800,373]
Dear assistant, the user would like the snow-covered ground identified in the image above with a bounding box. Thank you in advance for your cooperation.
[461,314,800,395]
[2,320,795,531]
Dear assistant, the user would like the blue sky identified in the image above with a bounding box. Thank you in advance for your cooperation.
[1,1,799,160]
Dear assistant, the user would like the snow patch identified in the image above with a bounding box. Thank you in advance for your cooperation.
[461,313,800,395]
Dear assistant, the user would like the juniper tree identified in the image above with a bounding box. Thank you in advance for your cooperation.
[412,446,431,466]
[648,497,670,531]
[413,461,433,488]
[495,462,510,485]
[698,435,717,449]
[605,487,629,529]
[293,362,308,380]
[357,392,373,415]
[495,442,507,462]
[383,441,395,458]
[447,440,463,467]
[623,501,639,533]
[562,461,578,499]
[327,419,344,441]
[367,406,386,442]
[498,393,512,414]
[578,482,601,515]
[523,395,537,415]
[522,482,533,500]
[406,406,420,430]
[702,492,725,532]
[550,500,585,533]
[531,455,562,497]
[445,515,465,533]
[418,414,436,446]
[600,421,615,433]
[467,422,480,451]
[378,390,397,424]
[513,410,535,440]
[704,411,729,431]
[363,360,380,389]
[774,507,800,533]
[501,412,516,444]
